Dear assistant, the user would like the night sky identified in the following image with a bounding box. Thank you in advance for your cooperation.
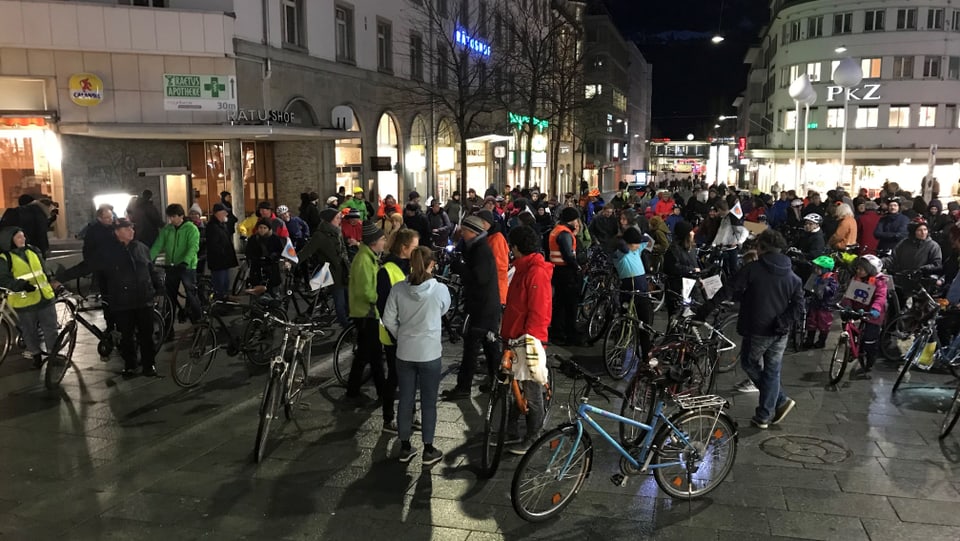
[604,0,770,139]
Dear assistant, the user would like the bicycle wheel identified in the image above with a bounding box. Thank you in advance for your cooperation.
[827,339,849,386]
[880,313,920,361]
[334,324,369,386]
[154,293,174,341]
[587,297,612,344]
[619,375,657,446]
[511,425,593,522]
[284,352,308,420]
[232,261,249,296]
[940,384,960,439]
[792,310,807,353]
[892,335,923,394]
[714,315,741,373]
[479,380,508,479]
[652,410,737,500]
[648,275,666,313]
[541,367,555,428]
[151,309,164,354]
[254,370,282,463]
[0,318,13,367]
[241,307,287,366]
[171,323,218,388]
[44,321,77,390]
[603,317,636,380]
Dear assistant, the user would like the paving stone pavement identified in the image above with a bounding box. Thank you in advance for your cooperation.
[2,309,960,540]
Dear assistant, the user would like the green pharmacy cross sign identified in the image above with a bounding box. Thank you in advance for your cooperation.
[203,77,226,97]
[508,112,549,133]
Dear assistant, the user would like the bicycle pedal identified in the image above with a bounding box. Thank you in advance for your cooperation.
[610,474,627,487]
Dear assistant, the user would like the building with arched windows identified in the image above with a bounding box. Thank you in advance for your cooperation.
[738,0,960,197]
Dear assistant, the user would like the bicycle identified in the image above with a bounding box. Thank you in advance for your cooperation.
[880,273,942,361]
[511,355,738,522]
[939,376,960,439]
[603,290,655,380]
[254,314,326,463]
[826,306,868,386]
[0,289,22,366]
[891,299,960,394]
[480,334,554,479]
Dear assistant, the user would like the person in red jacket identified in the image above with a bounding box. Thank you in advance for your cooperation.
[502,225,554,455]
[654,191,676,219]
[856,201,882,255]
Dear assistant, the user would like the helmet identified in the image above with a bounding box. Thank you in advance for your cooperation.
[326,196,338,205]
[812,255,835,271]
[791,199,803,207]
[276,205,289,214]
[857,254,883,276]
[353,186,364,194]
[803,213,822,224]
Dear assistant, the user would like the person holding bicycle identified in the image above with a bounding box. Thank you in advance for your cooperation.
[149,204,202,324]
[663,220,699,319]
[502,225,553,454]
[612,227,654,359]
[847,255,888,378]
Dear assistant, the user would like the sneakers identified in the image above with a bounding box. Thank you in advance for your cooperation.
[142,365,158,377]
[771,398,796,425]
[421,447,443,466]
[507,437,535,456]
[750,418,769,430]
[398,445,418,463]
[22,351,35,360]
[383,420,398,434]
[440,387,471,401]
[734,379,758,393]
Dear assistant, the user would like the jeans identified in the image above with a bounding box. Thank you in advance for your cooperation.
[346,317,385,398]
[114,306,156,370]
[165,266,202,323]
[456,325,501,391]
[210,269,231,300]
[507,379,546,441]
[331,286,349,328]
[740,334,790,423]
[383,344,398,422]
[18,304,58,355]
[551,266,580,341]
[397,358,442,444]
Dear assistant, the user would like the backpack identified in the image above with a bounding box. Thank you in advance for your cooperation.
[0,207,21,229]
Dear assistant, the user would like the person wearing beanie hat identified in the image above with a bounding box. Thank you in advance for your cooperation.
[402,201,431,242]
[244,215,284,295]
[346,220,388,404]
[298,208,350,327]
[240,201,289,239]
[883,217,941,277]
[548,204,583,346]
[299,190,322,232]
[663,219,699,317]
[206,200,238,300]
[186,203,207,274]
[610,221,654,364]
[441,208,502,401]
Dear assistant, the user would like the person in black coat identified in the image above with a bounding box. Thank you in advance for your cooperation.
[299,191,322,233]
[102,219,162,377]
[134,190,164,248]
[219,191,239,235]
[18,198,55,256]
[797,213,826,259]
[206,203,239,299]
[245,218,284,293]
[663,220,699,318]
[442,216,501,400]
[402,202,431,242]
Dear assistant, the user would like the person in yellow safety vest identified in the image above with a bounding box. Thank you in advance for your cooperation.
[548,207,583,346]
[0,227,60,368]
[376,228,420,433]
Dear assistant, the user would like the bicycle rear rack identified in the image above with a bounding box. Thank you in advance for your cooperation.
[675,394,727,410]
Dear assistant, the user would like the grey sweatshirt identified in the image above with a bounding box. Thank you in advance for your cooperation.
[382,278,452,362]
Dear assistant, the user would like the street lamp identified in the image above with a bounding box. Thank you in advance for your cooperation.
[832,57,863,187]
[800,90,817,189]
[788,74,815,191]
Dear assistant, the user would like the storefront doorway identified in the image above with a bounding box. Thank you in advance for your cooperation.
[376,113,400,200]
[188,141,276,216]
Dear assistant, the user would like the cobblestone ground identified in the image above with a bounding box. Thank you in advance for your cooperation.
[2,301,960,540]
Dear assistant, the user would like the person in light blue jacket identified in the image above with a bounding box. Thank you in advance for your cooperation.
[382,246,451,466]
[612,226,654,362]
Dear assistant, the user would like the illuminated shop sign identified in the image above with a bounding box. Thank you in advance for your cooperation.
[455,26,491,57]
[825,84,881,102]
[508,112,549,132]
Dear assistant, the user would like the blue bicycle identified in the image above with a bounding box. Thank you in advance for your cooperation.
[511,355,738,522]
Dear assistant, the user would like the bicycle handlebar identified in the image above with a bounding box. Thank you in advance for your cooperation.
[551,354,625,402]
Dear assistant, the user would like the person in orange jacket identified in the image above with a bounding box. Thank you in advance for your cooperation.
[475,209,509,306]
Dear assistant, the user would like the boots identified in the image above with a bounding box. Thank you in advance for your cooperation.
[802,333,816,350]
[814,332,828,349]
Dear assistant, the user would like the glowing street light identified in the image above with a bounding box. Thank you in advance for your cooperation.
[834,45,848,54]
[711,35,725,44]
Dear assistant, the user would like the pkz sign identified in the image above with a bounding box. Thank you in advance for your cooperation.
[826,84,881,102]
[454,26,491,57]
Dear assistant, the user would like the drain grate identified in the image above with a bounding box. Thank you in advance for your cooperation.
[759,435,852,464]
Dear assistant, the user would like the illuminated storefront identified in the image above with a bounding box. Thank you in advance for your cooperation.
[335,107,363,194]
[376,114,400,200]
[507,112,550,189]
[436,119,458,203]
[188,141,276,215]
[406,116,428,200]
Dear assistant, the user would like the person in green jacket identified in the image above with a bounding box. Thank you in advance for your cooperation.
[150,203,202,323]
[340,186,370,221]
[346,221,386,404]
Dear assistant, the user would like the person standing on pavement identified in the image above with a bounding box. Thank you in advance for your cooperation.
[298,208,351,327]
[205,203,238,300]
[84,205,118,331]
[103,219,162,377]
[219,191,239,235]
[710,229,802,429]
[549,207,583,346]
[874,198,909,252]
[277,205,310,250]
[0,226,59,368]
[426,199,453,249]
[441,216,501,400]
[299,192,322,233]
[150,204,202,324]
[245,219,284,294]
[444,191,464,225]
[134,190,164,248]
[382,246,451,465]
[346,222,387,405]
[502,225,553,454]
[403,202,431,243]
[475,210,510,307]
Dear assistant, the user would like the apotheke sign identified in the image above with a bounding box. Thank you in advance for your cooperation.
[825,84,881,102]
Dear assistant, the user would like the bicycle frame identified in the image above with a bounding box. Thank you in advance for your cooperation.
[842,318,863,360]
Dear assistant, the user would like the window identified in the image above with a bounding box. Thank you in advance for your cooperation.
[927,8,944,30]
[896,8,917,30]
[783,109,798,131]
[789,64,801,82]
[949,57,960,80]
[889,105,910,128]
[923,56,941,78]
[118,0,167,6]
[585,85,597,99]
[808,16,823,38]
[864,10,885,31]
[855,106,878,128]
[953,11,960,31]
[807,62,821,82]
[893,56,914,79]
[410,32,424,81]
[335,5,354,62]
[281,0,304,47]
[437,0,447,18]
[613,89,626,111]
[780,67,789,87]
[376,21,392,72]
[459,0,469,27]
[494,13,502,47]
[437,45,448,88]
[788,20,801,42]
[833,12,852,34]
[827,107,845,128]
[861,58,882,79]
[919,105,937,127]
[946,105,958,128]
[478,1,487,36]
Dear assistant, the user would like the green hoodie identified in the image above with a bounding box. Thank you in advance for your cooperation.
[150,220,200,269]
[348,243,380,318]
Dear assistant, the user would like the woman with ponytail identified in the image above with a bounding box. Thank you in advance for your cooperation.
[382,246,451,465]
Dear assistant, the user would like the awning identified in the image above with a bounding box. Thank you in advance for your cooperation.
[58,122,358,141]
[467,133,513,143]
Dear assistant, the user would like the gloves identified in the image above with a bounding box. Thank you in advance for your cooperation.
[869,309,880,319]
[18,280,36,292]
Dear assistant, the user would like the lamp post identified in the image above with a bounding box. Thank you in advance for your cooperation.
[832,57,863,188]
[788,75,815,192]
[800,90,817,191]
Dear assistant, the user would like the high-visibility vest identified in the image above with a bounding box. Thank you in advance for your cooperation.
[378,261,407,345]
[548,225,576,266]
[1,249,55,309]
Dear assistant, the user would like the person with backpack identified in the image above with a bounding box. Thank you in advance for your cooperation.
[0,226,60,368]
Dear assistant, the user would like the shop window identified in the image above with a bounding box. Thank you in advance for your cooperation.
[0,133,55,211]
[918,105,937,127]
[242,142,276,213]
[855,106,878,129]
[864,10,885,32]
[896,8,917,30]
[888,106,910,128]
